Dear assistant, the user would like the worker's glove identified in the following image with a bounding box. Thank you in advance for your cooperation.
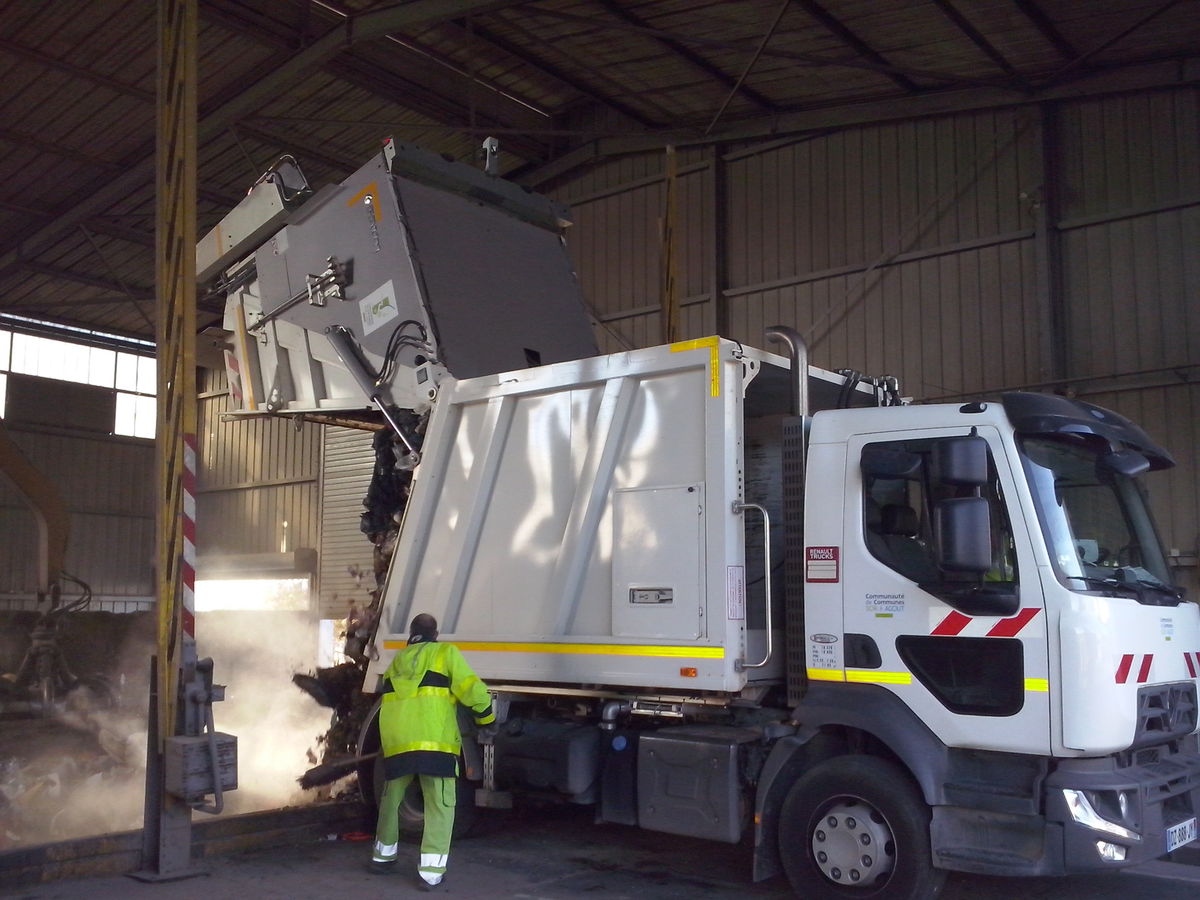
[476,723,498,745]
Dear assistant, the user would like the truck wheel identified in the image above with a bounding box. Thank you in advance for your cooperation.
[357,700,477,839]
[778,755,945,900]
[393,775,477,839]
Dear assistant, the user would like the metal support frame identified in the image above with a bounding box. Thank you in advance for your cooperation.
[136,0,202,880]
[709,145,729,338]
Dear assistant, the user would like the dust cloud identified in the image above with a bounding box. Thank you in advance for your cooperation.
[196,608,334,814]
[0,604,338,850]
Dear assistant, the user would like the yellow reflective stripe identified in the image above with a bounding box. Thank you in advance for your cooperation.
[669,336,720,397]
[846,670,912,685]
[1025,677,1049,692]
[391,740,458,754]
[417,686,450,697]
[384,640,724,659]
[807,668,845,682]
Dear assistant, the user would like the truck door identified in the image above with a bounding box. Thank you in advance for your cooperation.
[840,426,1049,754]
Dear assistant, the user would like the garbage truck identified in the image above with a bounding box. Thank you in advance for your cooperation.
[199,138,1200,899]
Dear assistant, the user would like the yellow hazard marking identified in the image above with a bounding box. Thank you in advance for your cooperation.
[1024,678,1049,692]
[348,182,382,221]
[669,336,720,397]
[846,670,912,685]
[806,668,845,682]
[383,640,724,659]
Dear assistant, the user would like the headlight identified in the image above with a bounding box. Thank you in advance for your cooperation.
[1062,789,1140,842]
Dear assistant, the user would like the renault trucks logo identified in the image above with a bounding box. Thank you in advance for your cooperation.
[806,546,839,583]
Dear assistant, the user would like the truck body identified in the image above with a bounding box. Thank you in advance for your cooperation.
[202,140,1200,899]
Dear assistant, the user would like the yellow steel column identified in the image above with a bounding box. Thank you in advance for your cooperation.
[140,0,199,879]
[155,0,197,749]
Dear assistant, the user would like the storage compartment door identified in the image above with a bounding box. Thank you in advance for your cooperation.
[612,485,703,639]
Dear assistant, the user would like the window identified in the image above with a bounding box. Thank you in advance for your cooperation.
[0,321,156,439]
[862,436,1018,586]
[1020,435,1176,603]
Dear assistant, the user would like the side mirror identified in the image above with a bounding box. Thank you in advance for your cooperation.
[936,496,991,573]
[934,436,989,487]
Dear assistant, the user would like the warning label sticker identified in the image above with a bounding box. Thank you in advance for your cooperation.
[806,546,839,583]
[727,565,746,620]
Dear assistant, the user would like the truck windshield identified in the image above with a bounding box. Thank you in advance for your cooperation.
[1019,436,1180,603]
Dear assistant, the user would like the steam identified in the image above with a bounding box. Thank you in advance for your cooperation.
[0,604,333,850]
[196,608,332,813]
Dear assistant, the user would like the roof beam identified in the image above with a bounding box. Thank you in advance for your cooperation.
[1012,0,1079,61]
[593,0,780,113]
[789,0,918,92]
[231,121,361,175]
[527,8,1008,91]
[0,199,155,247]
[0,37,155,102]
[929,0,1025,85]
[1046,0,1183,86]
[0,0,519,277]
[0,125,124,172]
[17,261,153,298]
[200,0,547,160]
[518,54,1200,186]
[451,16,658,127]
[1,295,149,312]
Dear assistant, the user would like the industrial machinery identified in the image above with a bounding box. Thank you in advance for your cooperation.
[201,140,1200,900]
[0,421,111,716]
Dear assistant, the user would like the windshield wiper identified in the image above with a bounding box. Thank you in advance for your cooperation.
[1123,575,1185,600]
[1066,575,1140,595]
[1067,574,1184,604]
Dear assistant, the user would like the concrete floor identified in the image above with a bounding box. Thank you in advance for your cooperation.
[1,803,1197,900]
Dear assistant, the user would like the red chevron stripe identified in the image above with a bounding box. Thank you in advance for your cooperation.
[931,611,971,636]
[986,608,1041,638]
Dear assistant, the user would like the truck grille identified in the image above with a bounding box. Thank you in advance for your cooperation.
[1133,682,1198,749]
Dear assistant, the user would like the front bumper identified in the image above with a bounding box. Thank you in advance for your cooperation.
[1046,734,1200,872]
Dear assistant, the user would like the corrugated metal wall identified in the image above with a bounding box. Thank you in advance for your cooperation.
[196,368,321,558]
[318,426,377,620]
[553,86,1199,592]
[1054,89,1200,593]
[0,424,154,612]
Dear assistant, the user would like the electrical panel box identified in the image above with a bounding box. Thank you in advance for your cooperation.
[164,733,238,802]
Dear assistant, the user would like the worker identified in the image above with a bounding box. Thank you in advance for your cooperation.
[371,613,495,889]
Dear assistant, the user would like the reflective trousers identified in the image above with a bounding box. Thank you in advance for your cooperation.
[373,773,456,881]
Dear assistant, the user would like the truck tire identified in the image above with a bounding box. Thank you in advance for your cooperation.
[777,754,945,900]
[357,701,477,839]
[392,774,477,840]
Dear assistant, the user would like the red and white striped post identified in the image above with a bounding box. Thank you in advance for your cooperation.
[181,432,198,643]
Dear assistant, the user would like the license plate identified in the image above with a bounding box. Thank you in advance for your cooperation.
[1166,817,1197,852]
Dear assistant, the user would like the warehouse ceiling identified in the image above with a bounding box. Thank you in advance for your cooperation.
[0,0,1196,344]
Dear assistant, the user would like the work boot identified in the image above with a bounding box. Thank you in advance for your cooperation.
[417,870,444,890]
[367,859,396,875]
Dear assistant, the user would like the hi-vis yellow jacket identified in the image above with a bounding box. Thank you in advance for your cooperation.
[379,639,495,777]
